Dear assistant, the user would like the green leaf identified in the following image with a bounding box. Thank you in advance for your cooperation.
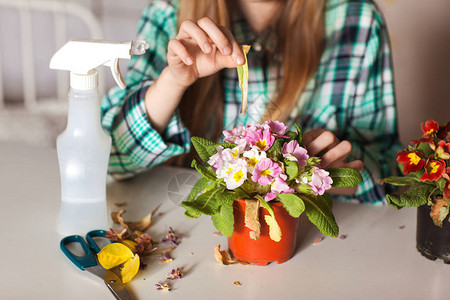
[284,160,299,181]
[220,142,237,149]
[385,183,434,209]
[285,131,297,141]
[191,136,217,163]
[294,123,303,145]
[327,168,362,188]
[267,138,283,156]
[181,186,223,216]
[299,194,339,237]
[417,142,433,157]
[381,176,420,186]
[186,177,209,203]
[306,157,321,168]
[276,193,305,218]
[211,201,235,237]
[191,159,217,181]
[297,184,313,194]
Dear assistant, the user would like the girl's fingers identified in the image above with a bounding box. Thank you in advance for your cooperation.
[304,130,339,157]
[197,17,243,64]
[219,25,245,65]
[320,140,352,169]
[196,17,232,55]
[167,39,193,65]
[344,160,364,172]
[177,19,213,54]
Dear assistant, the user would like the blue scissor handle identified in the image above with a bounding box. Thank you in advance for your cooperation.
[86,230,108,253]
[60,235,98,271]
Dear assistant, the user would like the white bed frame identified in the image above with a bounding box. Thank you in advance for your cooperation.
[0,0,104,110]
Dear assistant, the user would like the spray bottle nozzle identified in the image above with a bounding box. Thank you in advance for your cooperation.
[50,39,149,90]
[131,40,149,55]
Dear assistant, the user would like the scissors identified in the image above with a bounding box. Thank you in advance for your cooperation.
[60,230,134,300]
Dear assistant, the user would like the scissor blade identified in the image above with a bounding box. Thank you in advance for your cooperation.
[85,265,108,279]
[103,270,134,300]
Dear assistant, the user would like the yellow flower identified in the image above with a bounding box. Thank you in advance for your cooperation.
[97,243,140,283]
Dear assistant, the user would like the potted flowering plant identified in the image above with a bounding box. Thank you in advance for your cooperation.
[181,121,362,265]
[380,120,450,263]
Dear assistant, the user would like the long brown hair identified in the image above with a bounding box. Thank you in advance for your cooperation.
[175,0,325,165]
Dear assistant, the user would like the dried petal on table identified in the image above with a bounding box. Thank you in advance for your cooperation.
[111,203,161,232]
[128,203,162,232]
[155,281,172,291]
[145,246,176,256]
[159,252,173,263]
[312,236,324,245]
[213,231,223,236]
[167,267,184,280]
[106,228,129,242]
[234,281,242,286]
[214,244,239,265]
[111,209,128,229]
[134,232,152,254]
[399,225,405,229]
[162,227,182,246]
[338,234,348,240]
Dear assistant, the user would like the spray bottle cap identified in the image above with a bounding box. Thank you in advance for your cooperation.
[49,39,149,90]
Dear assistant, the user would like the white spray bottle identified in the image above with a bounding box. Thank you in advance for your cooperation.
[50,39,149,235]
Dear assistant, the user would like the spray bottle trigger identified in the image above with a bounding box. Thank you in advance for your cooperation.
[106,58,126,89]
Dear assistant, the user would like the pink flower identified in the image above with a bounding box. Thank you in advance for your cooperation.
[281,140,309,168]
[265,174,295,201]
[246,127,275,151]
[251,158,282,186]
[308,167,333,196]
[264,120,288,137]
[207,146,225,172]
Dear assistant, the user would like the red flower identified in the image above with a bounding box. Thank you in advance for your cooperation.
[420,157,446,181]
[437,122,450,139]
[421,120,439,135]
[397,151,424,175]
[411,136,433,146]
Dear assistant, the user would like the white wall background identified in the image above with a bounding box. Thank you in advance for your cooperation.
[0,0,449,147]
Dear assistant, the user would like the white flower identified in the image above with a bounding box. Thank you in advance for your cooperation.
[243,147,267,172]
[220,159,248,190]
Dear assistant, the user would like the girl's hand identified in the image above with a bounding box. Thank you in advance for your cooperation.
[303,129,364,171]
[167,17,245,88]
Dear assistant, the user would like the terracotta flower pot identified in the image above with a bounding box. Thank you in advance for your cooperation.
[228,198,300,266]
[416,204,450,264]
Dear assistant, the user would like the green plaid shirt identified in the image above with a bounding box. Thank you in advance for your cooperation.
[101,0,402,204]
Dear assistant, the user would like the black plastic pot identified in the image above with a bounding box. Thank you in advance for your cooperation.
[416,204,450,264]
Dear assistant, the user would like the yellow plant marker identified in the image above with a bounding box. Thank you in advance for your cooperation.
[97,243,134,269]
[121,254,140,283]
[237,45,251,115]
[264,215,282,242]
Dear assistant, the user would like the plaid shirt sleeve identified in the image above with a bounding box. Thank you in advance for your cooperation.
[100,0,190,179]
[297,0,402,203]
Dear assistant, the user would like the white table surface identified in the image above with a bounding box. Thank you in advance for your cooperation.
[1,142,448,300]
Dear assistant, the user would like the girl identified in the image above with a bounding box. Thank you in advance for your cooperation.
[101,0,402,203]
